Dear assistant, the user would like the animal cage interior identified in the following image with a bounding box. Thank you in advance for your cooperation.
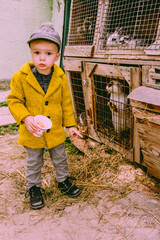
[99,0,160,51]
[93,74,133,149]
[69,71,133,149]
[67,0,160,51]
[67,0,99,45]
[69,72,86,121]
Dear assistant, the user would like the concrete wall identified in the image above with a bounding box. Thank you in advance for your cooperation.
[52,0,64,43]
[0,0,64,81]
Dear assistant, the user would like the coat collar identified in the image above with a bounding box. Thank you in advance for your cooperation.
[46,64,64,97]
[20,62,64,97]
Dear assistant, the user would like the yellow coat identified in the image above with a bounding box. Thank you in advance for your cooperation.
[7,62,76,149]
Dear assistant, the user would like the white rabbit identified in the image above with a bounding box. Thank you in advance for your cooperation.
[119,35,152,47]
[106,80,130,134]
[106,27,152,48]
[106,27,123,47]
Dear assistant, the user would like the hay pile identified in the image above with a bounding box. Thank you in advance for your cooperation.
[10,137,159,214]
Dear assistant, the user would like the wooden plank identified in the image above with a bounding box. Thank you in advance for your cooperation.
[70,137,100,156]
[118,67,131,85]
[81,62,100,142]
[139,132,160,144]
[132,108,160,125]
[133,117,141,164]
[128,86,160,107]
[93,64,125,79]
[150,73,160,80]
[139,137,160,158]
[145,49,160,56]
[86,63,97,77]
[143,83,160,90]
[0,107,16,126]
[96,49,144,55]
[93,0,104,48]
[64,46,94,57]
[64,46,160,61]
[93,52,160,62]
[155,66,160,71]
[136,120,160,142]
[130,68,141,164]
[63,59,82,72]
[142,149,160,179]
[64,56,160,67]
[142,65,160,89]
[142,65,150,86]
[130,99,160,113]
[70,137,92,156]
[130,68,141,91]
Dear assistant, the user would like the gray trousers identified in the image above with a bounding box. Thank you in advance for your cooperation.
[24,143,69,189]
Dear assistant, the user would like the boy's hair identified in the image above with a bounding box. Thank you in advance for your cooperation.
[27,22,61,52]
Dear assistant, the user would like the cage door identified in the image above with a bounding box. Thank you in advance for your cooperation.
[85,63,141,160]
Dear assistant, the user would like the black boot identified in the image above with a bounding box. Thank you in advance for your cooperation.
[58,177,81,198]
[25,185,45,210]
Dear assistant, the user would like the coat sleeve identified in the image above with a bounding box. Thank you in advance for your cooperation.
[61,73,77,127]
[7,72,30,125]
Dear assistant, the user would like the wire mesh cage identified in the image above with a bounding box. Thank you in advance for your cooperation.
[93,74,133,149]
[70,72,86,120]
[67,0,99,45]
[69,70,133,149]
[98,0,160,51]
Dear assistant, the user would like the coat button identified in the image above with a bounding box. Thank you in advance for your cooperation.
[46,129,50,133]
[45,101,49,105]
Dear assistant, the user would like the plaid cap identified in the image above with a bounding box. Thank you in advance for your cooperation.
[27,22,61,51]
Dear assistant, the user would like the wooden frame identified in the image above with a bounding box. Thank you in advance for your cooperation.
[65,62,141,161]
[142,65,160,90]
[63,0,160,178]
[64,0,160,64]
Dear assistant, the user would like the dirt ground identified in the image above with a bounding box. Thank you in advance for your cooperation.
[0,133,160,240]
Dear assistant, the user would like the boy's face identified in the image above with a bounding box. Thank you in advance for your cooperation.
[30,40,60,75]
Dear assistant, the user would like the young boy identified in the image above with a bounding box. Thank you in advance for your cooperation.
[7,22,82,210]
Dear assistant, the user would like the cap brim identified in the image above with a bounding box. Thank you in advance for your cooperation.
[27,36,61,50]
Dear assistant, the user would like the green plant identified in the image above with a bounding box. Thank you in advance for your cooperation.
[0,123,19,135]
[64,137,81,154]
[0,101,8,107]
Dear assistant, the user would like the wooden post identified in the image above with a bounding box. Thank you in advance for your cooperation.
[81,62,100,141]
[130,67,141,163]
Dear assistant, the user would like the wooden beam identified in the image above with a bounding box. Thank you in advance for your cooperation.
[93,64,125,79]
[132,107,160,125]
[81,62,100,142]
[130,68,141,91]
[129,68,141,164]
[86,63,97,77]
[142,66,150,86]
[64,45,95,57]
[64,56,160,67]
[63,59,82,72]
[142,149,160,179]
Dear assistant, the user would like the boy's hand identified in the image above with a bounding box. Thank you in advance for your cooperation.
[22,116,38,134]
[69,127,83,138]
